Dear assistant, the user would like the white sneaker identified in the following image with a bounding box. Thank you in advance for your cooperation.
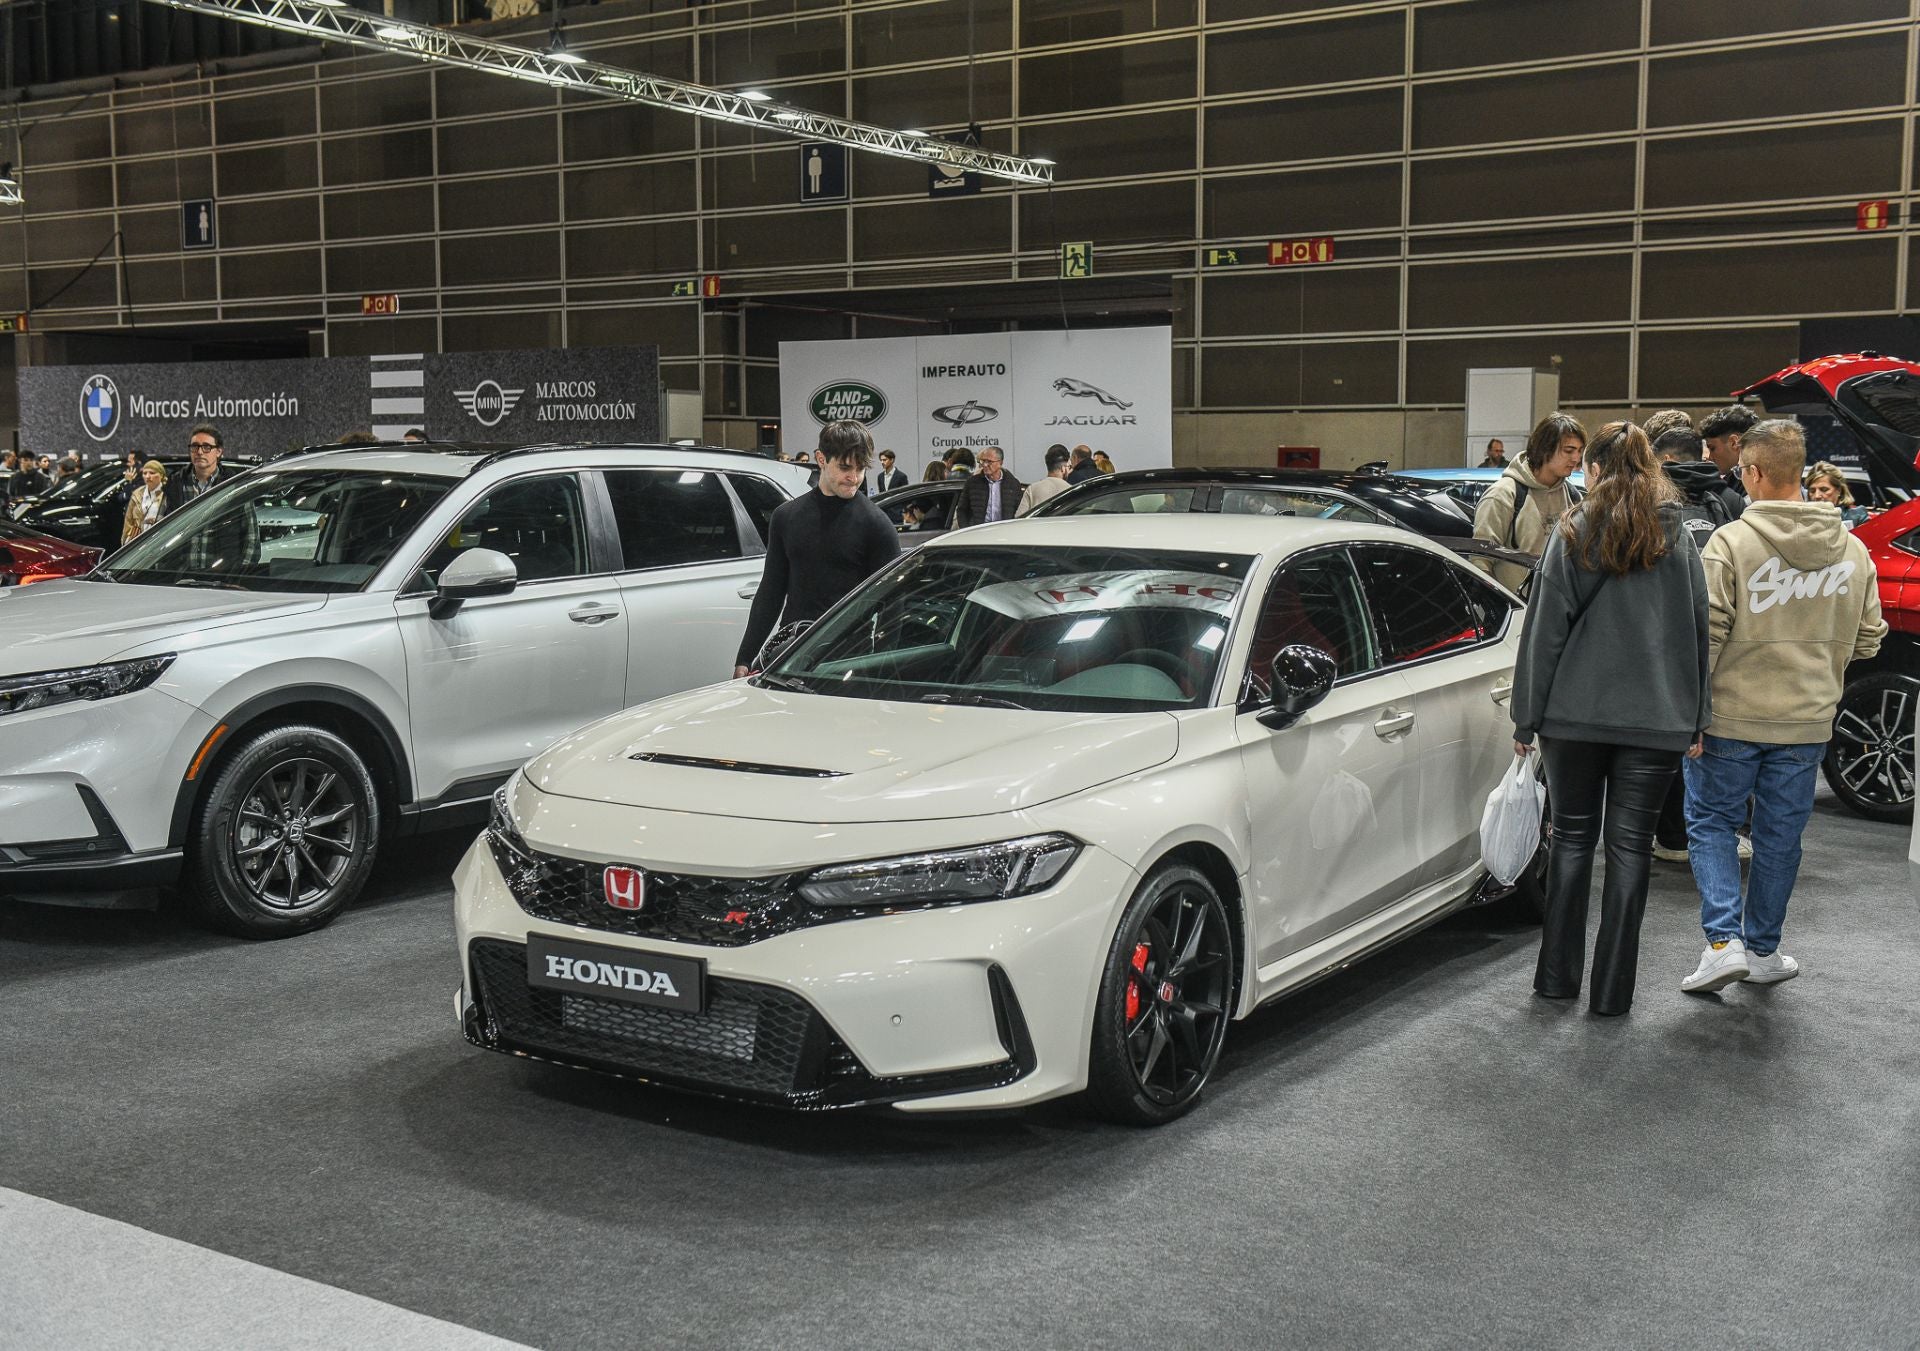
[1737,834,1754,861]
[1652,842,1689,863]
[1682,938,1750,994]
[1744,951,1800,984]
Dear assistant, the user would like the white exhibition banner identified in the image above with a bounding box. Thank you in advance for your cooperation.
[778,325,1173,483]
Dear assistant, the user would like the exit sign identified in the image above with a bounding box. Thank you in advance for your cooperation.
[361,293,401,316]
[1269,237,1335,267]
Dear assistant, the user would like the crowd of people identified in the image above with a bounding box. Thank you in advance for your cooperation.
[1487,407,1885,1016]
[0,423,245,545]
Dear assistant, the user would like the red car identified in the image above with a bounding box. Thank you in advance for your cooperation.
[0,516,101,586]
[1737,354,1920,821]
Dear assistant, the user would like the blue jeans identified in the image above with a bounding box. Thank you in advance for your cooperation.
[1683,734,1825,956]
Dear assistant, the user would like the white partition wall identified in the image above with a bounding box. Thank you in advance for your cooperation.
[779,326,1173,482]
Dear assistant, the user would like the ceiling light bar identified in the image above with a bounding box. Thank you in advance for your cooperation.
[137,0,1056,185]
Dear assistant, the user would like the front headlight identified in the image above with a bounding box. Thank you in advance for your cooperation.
[0,654,175,718]
[797,833,1081,909]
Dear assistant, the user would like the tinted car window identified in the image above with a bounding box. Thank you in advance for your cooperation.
[1053,486,1201,515]
[1244,550,1378,699]
[605,469,743,569]
[1351,545,1488,665]
[1218,486,1383,524]
[420,474,588,585]
[726,472,789,546]
[891,483,956,531]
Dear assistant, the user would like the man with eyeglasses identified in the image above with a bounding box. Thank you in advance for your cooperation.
[162,422,256,572]
[164,423,241,513]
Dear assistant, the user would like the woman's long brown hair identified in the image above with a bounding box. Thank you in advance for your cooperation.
[1559,421,1678,575]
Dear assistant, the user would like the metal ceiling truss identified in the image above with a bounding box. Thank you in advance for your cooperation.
[137,0,1056,185]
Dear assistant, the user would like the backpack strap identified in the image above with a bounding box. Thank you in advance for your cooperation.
[1505,481,1533,550]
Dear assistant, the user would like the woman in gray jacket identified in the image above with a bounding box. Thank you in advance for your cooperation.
[1511,421,1711,1016]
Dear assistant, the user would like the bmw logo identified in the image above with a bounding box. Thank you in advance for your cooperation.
[80,373,119,441]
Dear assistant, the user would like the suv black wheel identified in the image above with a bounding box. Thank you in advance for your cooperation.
[1086,864,1234,1126]
[187,724,380,938]
[1824,672,1917,823]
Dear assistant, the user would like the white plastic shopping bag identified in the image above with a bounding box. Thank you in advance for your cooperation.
[1479,752,1545,886]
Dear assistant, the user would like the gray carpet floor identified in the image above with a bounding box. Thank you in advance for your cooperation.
[2,792,1915,1351]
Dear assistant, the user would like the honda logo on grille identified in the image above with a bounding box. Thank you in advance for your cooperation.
[603,865,646,911]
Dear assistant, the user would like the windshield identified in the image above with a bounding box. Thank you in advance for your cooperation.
[103,468,453,593]
[765,544,1253,712]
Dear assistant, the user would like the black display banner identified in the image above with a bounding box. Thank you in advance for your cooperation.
[17,344,661,460]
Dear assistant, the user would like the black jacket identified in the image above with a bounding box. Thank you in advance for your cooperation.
[1066,458,1100,485]
[951,469,1025,529]
[874,468,908,495]
[1663,459,1736,553]
[10,467,50,498]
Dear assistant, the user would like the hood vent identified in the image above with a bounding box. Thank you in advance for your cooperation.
[629,751,845,779]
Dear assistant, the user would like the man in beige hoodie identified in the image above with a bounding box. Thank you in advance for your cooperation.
[1680,420,1886,994]
[1471,412,1586,593]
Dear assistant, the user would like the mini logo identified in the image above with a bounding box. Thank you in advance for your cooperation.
[1052,377,1132,410]
[603,865,646,912]
[454,379,525,428]
[809,380,888,426]
[929,399,998,428]
[80,374,120,441]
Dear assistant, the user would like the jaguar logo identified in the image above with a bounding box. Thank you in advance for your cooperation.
[454,379,525,428]
[603,865,646,912]
[809,380,888,426]
[1052,377,1132,410]
[929,400,998,428]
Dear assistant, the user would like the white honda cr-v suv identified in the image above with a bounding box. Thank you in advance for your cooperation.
[0,443,808,937]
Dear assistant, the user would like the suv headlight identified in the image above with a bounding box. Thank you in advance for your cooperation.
[0,654,175,718]
[797,833,1081,909]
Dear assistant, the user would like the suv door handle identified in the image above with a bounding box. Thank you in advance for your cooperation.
[568,603,619,626]
[1372,708,1416,739]
[1491,678,1514,706]
[737,583,759,599]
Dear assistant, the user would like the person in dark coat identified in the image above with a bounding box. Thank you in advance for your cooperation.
[1510,421,1711,1016]
[949,446,1024,530]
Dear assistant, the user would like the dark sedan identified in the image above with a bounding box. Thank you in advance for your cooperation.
[1028,466,1477,537]
[10,458,192,551]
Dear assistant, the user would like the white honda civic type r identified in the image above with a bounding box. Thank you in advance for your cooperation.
[454,514,1532,1124]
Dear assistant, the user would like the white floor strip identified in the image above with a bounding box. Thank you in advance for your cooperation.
[0,1189,533,1351]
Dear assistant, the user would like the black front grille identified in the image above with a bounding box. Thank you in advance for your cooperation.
[488,829,822,947]
[467,938,834,1097]
[466,940,1041,1110]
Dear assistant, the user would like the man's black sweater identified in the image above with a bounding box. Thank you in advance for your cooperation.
[735,488,901,667]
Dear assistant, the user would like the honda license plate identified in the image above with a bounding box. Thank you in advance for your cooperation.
[526,934,705,1013]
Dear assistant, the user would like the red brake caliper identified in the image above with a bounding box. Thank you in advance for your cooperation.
[1125,943,1151,1022]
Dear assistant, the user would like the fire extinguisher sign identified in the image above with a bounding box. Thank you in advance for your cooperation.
[1857,200,1892,231]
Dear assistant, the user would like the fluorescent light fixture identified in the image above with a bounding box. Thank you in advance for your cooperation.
[1062,618,1108,644]
[1029,156,1056,165]
[548,48,583,63]
[134,0,1055,185]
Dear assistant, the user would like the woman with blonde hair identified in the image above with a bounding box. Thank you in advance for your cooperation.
[1510,422,1711,1016]
[1804,461,1869,528]
[1092,450,1116,475]
[122,459,168,544]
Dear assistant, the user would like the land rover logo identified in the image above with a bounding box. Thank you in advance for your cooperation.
[809,380,887,426]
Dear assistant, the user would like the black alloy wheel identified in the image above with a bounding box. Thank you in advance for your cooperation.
[188,724,380,938]
[1823,673,1918,824]
[1087,864,1234,1126]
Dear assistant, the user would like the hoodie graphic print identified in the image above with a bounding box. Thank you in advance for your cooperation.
[1700,500,1886,744]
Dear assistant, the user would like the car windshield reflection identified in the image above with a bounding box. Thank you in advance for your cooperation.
[764,545,1254,712]
[104,469,453,593]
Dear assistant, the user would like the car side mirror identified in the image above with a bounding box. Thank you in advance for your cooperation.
[1257,644,1337,730]
[429,547,517,619]
[753,618,813,672]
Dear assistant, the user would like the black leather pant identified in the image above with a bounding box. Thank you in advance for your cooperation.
[1534,737,1682,1015]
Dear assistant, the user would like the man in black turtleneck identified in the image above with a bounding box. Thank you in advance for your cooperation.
[733,420,901,677]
